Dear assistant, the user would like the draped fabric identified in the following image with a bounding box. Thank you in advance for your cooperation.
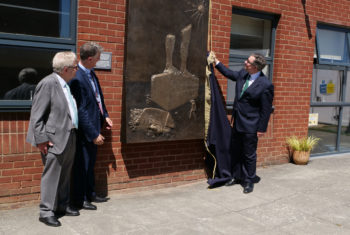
[205,63,234,187]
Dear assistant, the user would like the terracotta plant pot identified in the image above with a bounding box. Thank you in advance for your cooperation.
[292,150,310,165]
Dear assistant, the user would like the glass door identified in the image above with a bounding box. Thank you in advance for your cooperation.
[309,66,350,155]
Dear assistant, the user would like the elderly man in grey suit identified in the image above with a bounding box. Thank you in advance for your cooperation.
[27,51,80,227]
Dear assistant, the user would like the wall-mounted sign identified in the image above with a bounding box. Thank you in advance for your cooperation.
[308,113,319,127]
[95,52,112,70]
[319,80,335,95]
[320,80,327,94]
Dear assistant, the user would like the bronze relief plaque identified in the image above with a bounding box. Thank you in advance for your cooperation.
[125,0,208,143]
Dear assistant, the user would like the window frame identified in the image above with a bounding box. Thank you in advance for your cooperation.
[310,23,350,156]
[315,24,350,66]
[227,8,280,108]
[0,0,77,112]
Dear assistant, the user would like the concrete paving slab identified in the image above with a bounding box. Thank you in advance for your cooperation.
[191,186,270,212]
[251,180,297,201]
[279,216,350,235]
[192,211,266,235]
[237,200,309,229]
[277,191,344,215]
[312,203,350,230]
[1,154,350,234]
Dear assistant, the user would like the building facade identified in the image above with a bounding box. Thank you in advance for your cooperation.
[1,0,350,209]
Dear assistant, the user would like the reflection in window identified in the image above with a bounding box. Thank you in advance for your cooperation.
[0,0,71,38]
[340,107,350,152]
[308,107,338,154]
[227,62,243,105]
[3,68,37,100]
[346,71,350,102]
[230,14,272,57]
[0,45,60,100]
[311,69,343,103]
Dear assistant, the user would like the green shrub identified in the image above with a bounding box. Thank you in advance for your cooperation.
[286,136,320,151]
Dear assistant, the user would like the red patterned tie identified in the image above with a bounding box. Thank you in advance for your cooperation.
[90,71,104,115]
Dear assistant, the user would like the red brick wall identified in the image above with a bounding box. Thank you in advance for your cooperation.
[1,0,350,209]
[211,0,350,166]
[0,113,41,209]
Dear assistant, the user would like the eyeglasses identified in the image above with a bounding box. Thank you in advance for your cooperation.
[67,65,78,70]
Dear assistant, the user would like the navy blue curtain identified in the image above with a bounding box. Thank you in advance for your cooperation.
[205,64,233,187]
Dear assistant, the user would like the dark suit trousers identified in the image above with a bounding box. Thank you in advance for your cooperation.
[40,131,76,218]
[231,128,258,183]
[71,139,97,204]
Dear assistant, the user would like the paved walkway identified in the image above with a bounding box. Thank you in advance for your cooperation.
[1,153,350,235]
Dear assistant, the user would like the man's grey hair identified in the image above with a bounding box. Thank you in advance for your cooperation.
[251,53,266,71]
[52,51,77,74]
[80,42,103,60]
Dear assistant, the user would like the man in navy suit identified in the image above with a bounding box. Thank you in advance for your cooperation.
[69,42,113,210]
[212,52,274,193]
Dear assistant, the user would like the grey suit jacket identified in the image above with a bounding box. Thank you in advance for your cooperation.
[26,73,74,155]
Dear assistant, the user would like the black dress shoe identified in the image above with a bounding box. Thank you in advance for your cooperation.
[225,179,240,186]
[243,182,254,194]
[39,216,61,227]
[91,195,108,203]
[65,206,80,216]
[82,201,97,210]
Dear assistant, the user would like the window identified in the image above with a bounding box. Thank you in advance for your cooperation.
[309,24,350,155]
[316,25,350,65]
[227,9,279,108]
[0,0,77,111]
[0,0,73,39]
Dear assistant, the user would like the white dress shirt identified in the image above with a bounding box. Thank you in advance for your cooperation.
[55,73,78,128]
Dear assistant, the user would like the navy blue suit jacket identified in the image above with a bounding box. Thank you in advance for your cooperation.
[216,62,274,133]
[69,67,109,143]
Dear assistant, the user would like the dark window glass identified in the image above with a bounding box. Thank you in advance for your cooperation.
[0,45,61,100]
[0,0,71,38]
[230,14,272,57]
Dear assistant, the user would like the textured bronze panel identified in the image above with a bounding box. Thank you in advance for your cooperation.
[125,0,208,143]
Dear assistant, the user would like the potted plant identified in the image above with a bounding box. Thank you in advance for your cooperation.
[286,136,320,165]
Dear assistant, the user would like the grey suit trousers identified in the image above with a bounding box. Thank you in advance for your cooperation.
[39,131,76,218]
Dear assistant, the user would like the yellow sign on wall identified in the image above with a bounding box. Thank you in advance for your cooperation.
[326,80,335,94]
